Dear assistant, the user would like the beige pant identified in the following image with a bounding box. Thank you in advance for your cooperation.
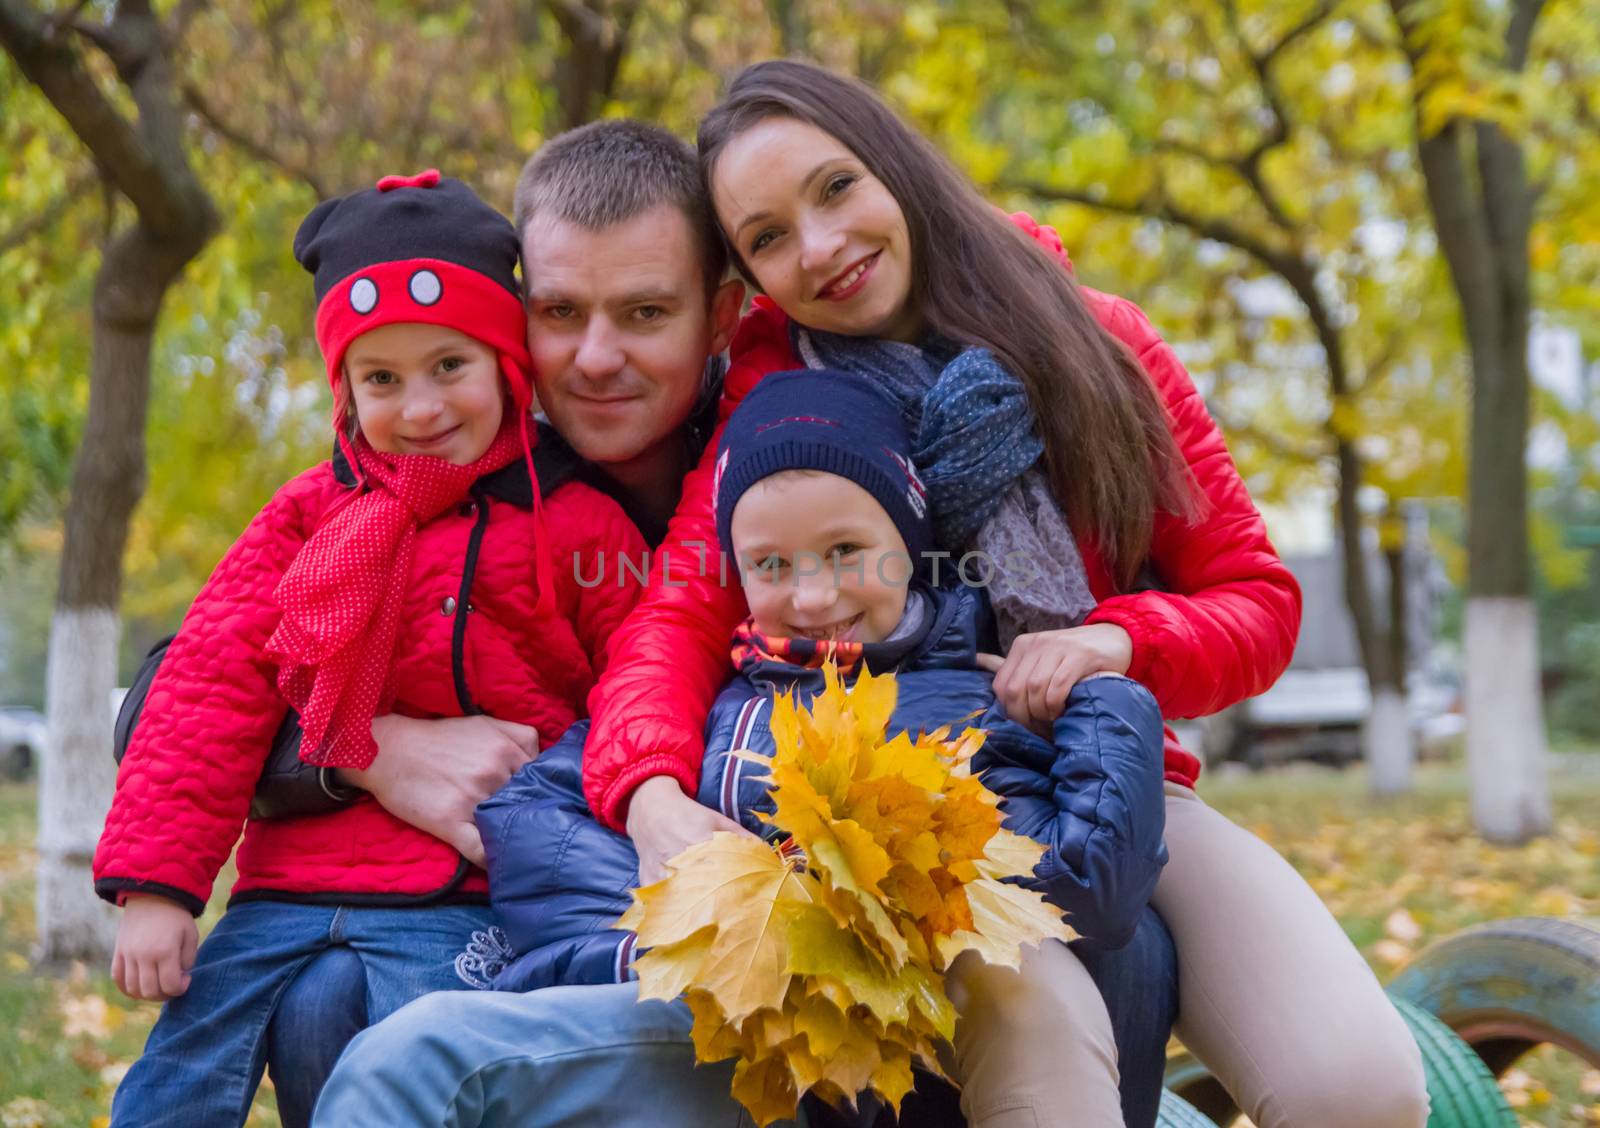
[1154,784,1430,1127]
[943,939,1124,1128]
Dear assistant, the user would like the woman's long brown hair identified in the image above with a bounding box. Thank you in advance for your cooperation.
[699,60,1199,587]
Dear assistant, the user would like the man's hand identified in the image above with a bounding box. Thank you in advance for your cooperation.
[112,894,198,1002]
[625,775,753,885]
[339,714,539,867]
[976,623,1134,737]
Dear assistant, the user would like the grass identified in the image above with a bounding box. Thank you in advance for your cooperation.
[1,763,1598,1126]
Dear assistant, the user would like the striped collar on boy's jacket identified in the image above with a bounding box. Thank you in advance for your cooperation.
[728,587,942,680]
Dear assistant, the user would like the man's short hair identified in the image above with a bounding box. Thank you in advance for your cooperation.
[514,119,728,298]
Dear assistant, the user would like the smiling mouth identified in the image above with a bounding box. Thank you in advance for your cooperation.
[789,612,864,642]
[818,253,879,300]
[404,424,461,447]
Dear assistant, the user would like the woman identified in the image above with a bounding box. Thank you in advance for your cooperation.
[584,59,1429,1128]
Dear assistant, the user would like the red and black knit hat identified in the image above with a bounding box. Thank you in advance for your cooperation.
[293,169,533,428]
[293,171,557,619]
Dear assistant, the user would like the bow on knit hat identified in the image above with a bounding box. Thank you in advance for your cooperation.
[268,170,555,771]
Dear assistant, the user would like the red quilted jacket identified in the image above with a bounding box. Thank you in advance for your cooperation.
[94,454,645,914]
[582,215,1302,830]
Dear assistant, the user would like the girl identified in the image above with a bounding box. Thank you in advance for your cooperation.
[93,171,645,1127]
[583,61,1429,1128]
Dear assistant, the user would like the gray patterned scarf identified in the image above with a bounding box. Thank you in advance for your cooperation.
[793,326,1097,649]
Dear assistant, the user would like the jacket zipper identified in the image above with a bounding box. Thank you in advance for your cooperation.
[451,488,491,716]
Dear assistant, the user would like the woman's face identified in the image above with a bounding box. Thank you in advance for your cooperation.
[711,117,919,342]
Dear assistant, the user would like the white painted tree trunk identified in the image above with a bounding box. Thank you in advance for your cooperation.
[1464,596,1551,844]
[1366,686,1414,796]
[36,606,120,964]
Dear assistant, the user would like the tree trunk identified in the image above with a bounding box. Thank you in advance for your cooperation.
[1333,441,1414,793]
[1367,687,1413,795]
[548,0,639,131]
[37,608,119,963]
[1,0,221,961]
[1393,0,1551,841]
[1369,533,1414,794]
[1463,598,1548,839]
[37,223,201,963]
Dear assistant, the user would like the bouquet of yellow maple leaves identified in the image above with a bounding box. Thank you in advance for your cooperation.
[617,665,1074,1125]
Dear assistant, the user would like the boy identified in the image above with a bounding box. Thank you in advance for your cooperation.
[477,369,1169,1127]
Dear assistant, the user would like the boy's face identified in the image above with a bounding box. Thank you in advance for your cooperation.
[730,471,913,646]
[344,323,504,464]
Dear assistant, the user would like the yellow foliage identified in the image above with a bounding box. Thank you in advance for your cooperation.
[622,665,1073,1125]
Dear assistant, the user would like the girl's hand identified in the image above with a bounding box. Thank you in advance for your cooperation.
[976,623,1134,737]
[112,894,199,1002]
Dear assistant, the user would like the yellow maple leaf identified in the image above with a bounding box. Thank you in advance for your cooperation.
[730,1052,800,1127]
[625,832,814,1021]
[935,877,1074,969]
[685,989,750,1063]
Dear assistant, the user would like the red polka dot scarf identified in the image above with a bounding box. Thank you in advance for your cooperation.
[267,423,524,769]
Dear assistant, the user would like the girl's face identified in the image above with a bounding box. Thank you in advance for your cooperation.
[344,323,504,463]
[711,117,919,342]
[730,471,912,646]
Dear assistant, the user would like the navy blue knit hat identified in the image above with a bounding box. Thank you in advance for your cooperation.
[713,369,932,570]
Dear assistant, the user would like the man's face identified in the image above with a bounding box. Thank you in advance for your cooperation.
[522,204,741,476]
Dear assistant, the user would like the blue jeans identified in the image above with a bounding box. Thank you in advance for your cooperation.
[267,946,369,1128]
[110,900,494,1128]
[312,905,1178,1128]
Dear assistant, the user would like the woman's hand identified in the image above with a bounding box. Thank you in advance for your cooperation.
[976,623,1134,737]
[339,714,540,867]
[112,894,198,1002]
[626,775,754,885]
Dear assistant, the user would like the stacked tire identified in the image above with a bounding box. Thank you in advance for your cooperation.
[1389,916,1600,1076]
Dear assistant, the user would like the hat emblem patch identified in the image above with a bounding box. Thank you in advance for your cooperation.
[349,277,378,315]
[409,269,442,306]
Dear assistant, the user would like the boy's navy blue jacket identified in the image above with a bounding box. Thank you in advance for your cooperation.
[477,583,1168,994]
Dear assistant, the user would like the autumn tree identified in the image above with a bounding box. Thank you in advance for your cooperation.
[0,0,220,962]
[920,0,1461,792]
[1387,0,1557,842]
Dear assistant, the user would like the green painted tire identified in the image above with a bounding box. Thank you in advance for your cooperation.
[1155,1088,1219,1127]
[1389,916,1600,1075]
[1390,995,1516,1128]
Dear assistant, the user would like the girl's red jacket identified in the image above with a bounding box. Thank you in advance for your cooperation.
[582,215,1302,831]
[94,458,645,914]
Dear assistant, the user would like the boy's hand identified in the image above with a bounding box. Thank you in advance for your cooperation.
[112,894,198,1002]
[977,623,1134,737]
[626,775,753,885]
[340,714,539,867]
